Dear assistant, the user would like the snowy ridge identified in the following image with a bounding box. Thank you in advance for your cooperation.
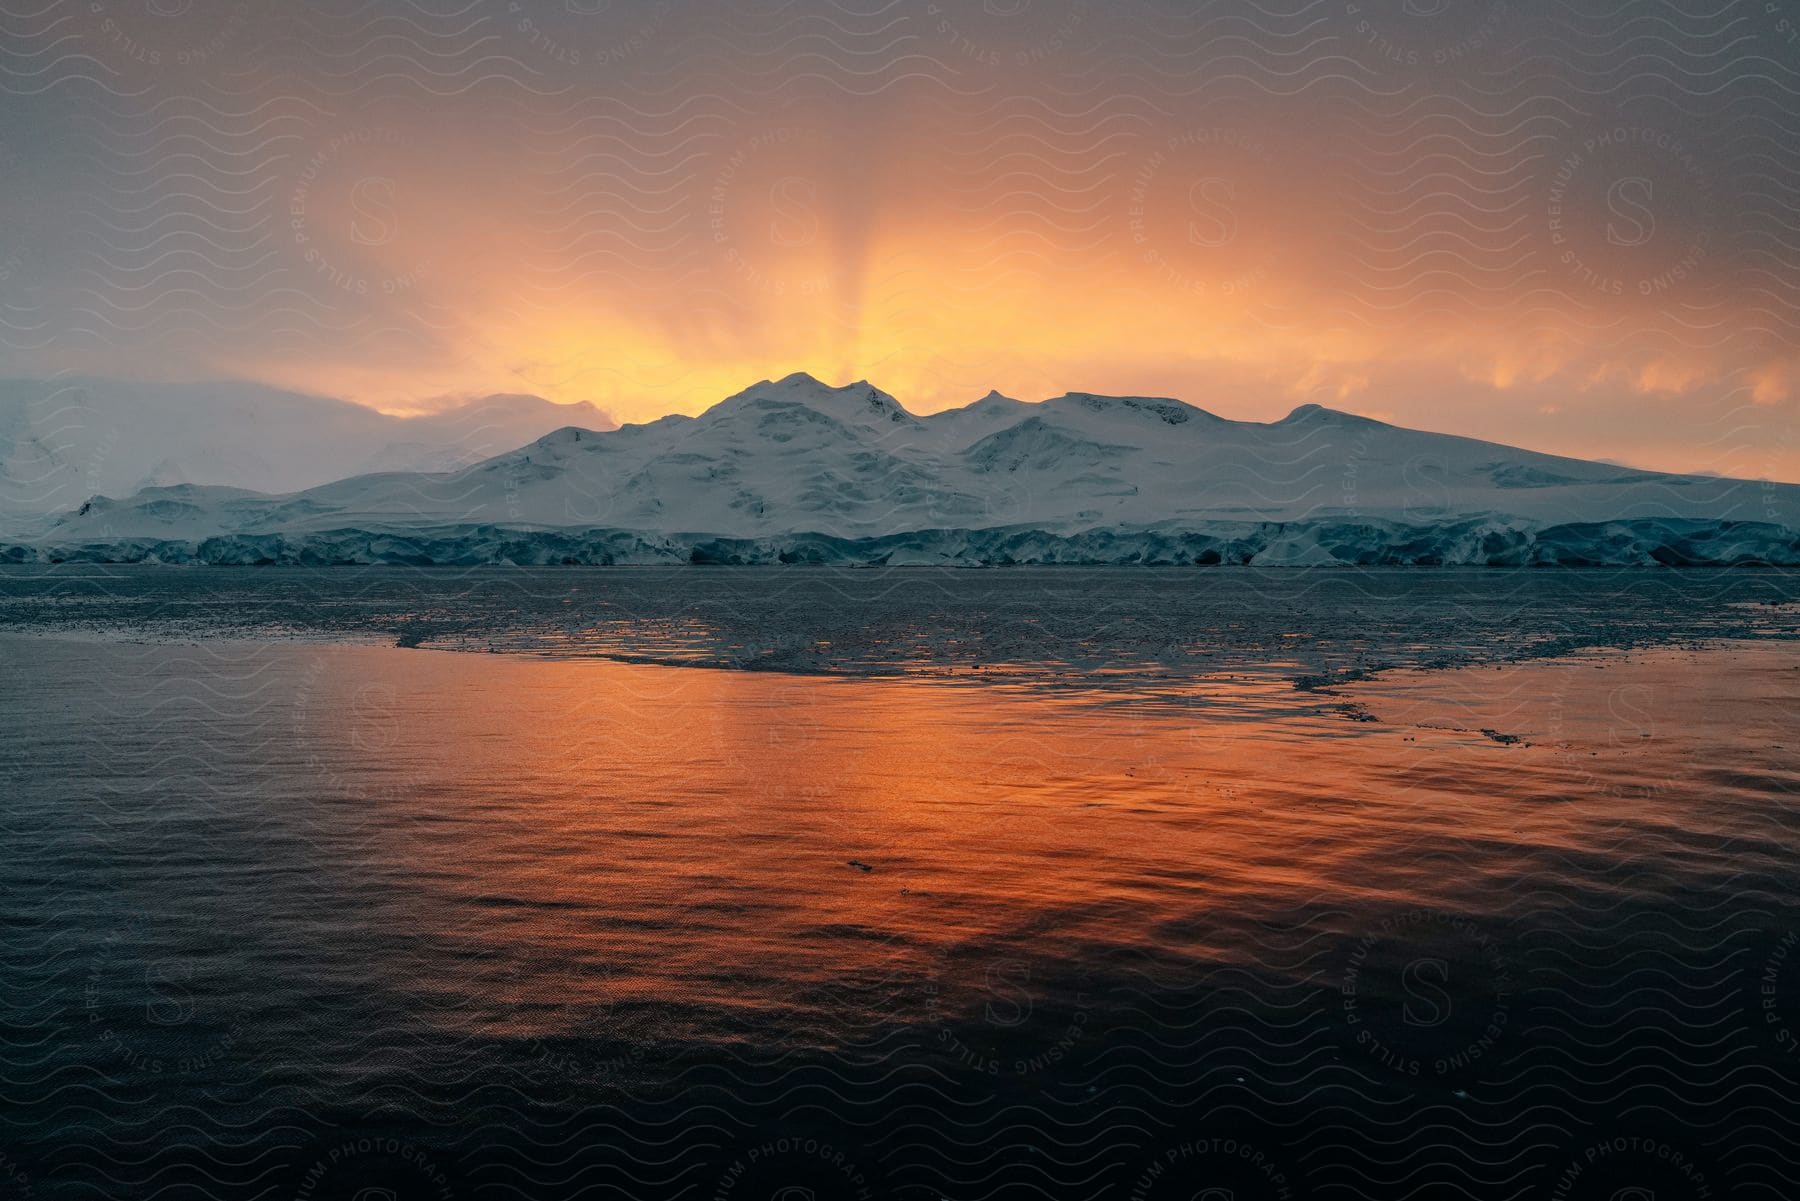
[10,373,1798,566]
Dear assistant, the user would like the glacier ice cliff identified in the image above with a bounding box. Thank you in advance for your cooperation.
[4,517,1794,568]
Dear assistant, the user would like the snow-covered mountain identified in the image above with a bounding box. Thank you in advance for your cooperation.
[12,373,1799,566]
[0,378,613,527]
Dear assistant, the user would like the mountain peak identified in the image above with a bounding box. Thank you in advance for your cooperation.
[1043,392,1218,426]
[714,373,918,426]
[534,425,596,446]
[1280,402,1383,427]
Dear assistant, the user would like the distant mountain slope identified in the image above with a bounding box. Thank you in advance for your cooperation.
[38,374,1795,552]
[0,378,613,527]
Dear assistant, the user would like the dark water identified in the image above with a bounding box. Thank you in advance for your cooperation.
[1,567,1799,1200]
[2,564,1797,688]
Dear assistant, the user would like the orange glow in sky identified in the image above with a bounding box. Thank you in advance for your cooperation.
[5,0,1796,479]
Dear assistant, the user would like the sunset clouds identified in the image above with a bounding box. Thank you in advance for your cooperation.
[1,0,1796,476]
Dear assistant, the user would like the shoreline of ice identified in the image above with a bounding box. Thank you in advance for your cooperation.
[3,515,1797,568]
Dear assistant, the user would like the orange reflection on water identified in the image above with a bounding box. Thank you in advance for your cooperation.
[288,641,1796,1053]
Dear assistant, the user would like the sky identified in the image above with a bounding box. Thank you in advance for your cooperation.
[1,0,1797,479]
